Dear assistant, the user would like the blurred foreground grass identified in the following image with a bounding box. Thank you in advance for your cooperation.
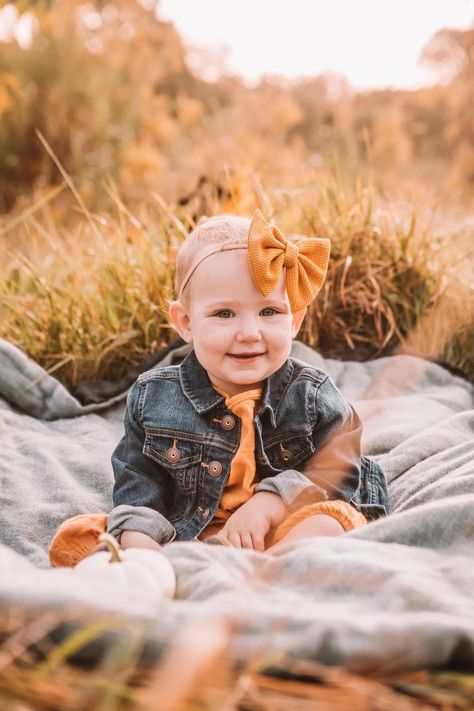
[1,606,474,711]
[0,169,472,387]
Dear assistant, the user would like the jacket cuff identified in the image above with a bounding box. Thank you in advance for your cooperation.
[254,470,329,507]
[107,505,177,545]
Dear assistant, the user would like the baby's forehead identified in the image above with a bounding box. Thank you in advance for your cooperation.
[189,250,289,305]
[175,214,251,298]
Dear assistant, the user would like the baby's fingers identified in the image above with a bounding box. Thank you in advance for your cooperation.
[239,532,254,550]
[250,532,265,552]
[228,533,243,548]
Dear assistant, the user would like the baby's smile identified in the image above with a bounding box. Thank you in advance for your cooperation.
[227,351,267,360]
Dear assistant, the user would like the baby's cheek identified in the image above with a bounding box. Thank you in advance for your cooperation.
[271,321,293,342]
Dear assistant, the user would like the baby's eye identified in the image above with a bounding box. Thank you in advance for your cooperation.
[260,308,279,316]
[214,310,234,318]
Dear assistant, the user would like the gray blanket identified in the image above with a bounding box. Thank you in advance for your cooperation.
[1,338,473,674]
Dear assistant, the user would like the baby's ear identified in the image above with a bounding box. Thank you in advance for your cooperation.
[291,307,307,338]
[168,300,193,343]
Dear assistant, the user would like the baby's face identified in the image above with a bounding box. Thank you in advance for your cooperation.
[170,250,306,396]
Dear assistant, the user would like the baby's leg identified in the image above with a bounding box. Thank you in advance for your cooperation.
[266,514,344,554]
[266,500,367,554]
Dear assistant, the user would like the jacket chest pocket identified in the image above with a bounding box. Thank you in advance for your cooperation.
[258,430,314,471]
[143,432,203,494]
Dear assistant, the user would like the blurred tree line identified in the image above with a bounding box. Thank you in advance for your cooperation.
[0,0,472,211]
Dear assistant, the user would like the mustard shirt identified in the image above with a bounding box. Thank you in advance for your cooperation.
[199,386,262,538]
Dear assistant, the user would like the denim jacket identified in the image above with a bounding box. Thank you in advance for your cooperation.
[108,349,389,544]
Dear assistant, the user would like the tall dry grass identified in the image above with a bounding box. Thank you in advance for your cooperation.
[0,160,472,387]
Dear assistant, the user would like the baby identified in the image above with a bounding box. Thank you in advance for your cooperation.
[49,209,388,564]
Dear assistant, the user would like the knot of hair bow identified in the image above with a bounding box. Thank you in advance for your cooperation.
[247,209,331,313]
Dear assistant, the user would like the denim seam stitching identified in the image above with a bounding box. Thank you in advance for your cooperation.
[139,369,180,384]
[312,374,329,423]
[264,429,313,446]
[296,368,327,384]
[137,380,147,427]
[273,360,295,420]
[144,427,237,453]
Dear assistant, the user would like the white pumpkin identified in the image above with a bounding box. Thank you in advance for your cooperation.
[74,532,176,600]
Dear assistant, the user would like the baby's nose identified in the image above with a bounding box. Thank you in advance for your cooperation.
[236,318,263,341]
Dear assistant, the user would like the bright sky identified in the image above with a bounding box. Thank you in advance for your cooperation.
[158,0,474,90]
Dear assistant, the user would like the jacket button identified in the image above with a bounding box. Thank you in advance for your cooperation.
[280,448,294,464]
[166,447,181,463]
[221,414,236,430]
[208,460,222,477]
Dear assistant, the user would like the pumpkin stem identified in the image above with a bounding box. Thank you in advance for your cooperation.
[98,532,122,563]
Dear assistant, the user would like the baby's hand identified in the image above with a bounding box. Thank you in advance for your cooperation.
[215,492,287,551]
[120,530,163,551]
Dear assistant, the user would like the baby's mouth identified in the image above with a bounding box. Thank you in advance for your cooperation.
[227,352,266,360]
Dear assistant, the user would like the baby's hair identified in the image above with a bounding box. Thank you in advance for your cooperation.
[174,214,251,302]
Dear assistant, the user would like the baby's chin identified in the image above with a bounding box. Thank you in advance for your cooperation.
[222,359,285,382]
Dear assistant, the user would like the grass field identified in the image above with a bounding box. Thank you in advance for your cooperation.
[1,164,472,388]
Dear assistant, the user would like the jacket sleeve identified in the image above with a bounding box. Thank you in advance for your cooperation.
[107,381,177,544]
[254,376,363,508]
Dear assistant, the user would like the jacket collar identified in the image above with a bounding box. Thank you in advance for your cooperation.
[260,357,294,427]
[179,349,294,428]
[179,349,224,414]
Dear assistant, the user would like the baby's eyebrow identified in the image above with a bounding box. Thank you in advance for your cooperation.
[207,301,241,308]
[261,301,289,309]
[207,300,289,309]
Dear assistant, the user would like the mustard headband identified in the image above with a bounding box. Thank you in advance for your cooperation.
[177,241,247,300]
[178,209,331,313]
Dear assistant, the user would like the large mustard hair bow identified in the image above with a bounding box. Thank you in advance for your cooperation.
[247,209,331,313]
